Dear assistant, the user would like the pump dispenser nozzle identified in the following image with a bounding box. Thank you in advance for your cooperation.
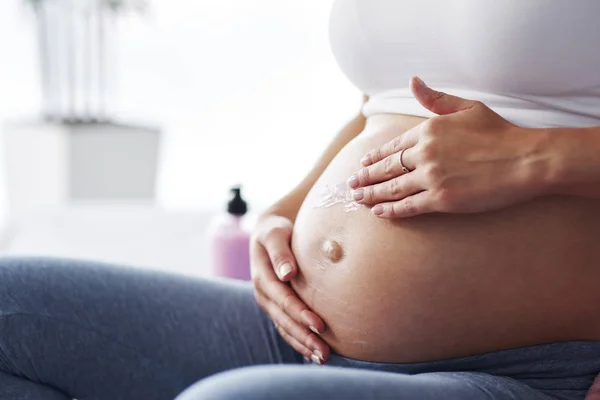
[228,186,248,216]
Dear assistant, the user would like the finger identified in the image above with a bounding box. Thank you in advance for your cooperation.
[261,227,297,282]
[354,172,422,205]
[251,241,281,284]
[352,146,418,189]
[253,244,325,331]
[258,291,314,354]
[258,276,326,333]
[410,76,478,116]
[360,128,419,168]
[252,244,327,333]
[275,325,315,362]
[259,292,329,362]
[371,191,434,219]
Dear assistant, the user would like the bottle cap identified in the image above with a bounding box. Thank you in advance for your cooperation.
[228,186,248,216]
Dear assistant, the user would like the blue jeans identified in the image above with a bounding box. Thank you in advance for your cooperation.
[0,258,598,400]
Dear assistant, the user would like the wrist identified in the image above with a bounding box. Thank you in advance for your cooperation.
[262,202,298,223]
[522,126,599,196]
[512,127,557,197]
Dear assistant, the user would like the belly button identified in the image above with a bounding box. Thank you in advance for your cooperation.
[322,240,344,263]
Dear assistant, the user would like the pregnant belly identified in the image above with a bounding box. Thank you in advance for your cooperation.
[291,114,600,363]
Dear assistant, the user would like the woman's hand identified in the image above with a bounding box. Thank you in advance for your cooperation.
[251,213,329,364]
[348,77,548,218]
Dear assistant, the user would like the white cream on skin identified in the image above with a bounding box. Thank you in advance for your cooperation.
[313,183,361,212]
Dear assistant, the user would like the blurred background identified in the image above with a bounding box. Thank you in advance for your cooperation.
[0,0,360,274]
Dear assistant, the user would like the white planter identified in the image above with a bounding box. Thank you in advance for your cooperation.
[2,120,160,216]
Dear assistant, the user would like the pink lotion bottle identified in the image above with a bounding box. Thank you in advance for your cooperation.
[209,186,252,280]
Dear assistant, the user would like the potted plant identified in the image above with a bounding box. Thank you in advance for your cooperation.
[4,0,160,216]
[25,0,147,122]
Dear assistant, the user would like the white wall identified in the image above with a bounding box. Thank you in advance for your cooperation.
[0,1,37,224]
[0,0,361,214]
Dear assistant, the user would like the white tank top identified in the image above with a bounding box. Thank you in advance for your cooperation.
[329,0,600,128]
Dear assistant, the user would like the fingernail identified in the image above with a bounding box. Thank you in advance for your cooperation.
[309,326,320,335]
[353,189,364,202]
[372,205,384,216]
[361,154,372,165]
[304,356,310,362]
[347,175,359,189]
[314,350,325,362]
[311,354,323,365]
[414,76,426,87]
[279,263,293,279]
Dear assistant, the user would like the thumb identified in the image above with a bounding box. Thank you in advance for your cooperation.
[261,219,298,282]
[410,76,478,115]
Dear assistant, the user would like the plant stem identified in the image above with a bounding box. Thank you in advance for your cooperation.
[68,0,77,122]
[83,1,91,121]
[98,0,106,121]
[35,2,51,120]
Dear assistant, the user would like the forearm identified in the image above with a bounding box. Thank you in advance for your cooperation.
[267,106,367,221]
[528,126,600,198]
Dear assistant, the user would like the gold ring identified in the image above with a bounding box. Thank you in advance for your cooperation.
[399,148,412,173]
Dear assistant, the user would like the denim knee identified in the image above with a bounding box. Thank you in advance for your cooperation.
[175,365,317,400]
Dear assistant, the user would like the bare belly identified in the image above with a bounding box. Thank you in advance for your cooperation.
[291,114,600,363]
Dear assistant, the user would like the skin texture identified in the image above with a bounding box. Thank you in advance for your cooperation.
[250,106,368,362]
[291,113,600,363]
[350,77,600,218]
[253,77,600,363]
[251,214,329,363]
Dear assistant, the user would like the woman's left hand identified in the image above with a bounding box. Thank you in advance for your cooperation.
[348,77,548,219]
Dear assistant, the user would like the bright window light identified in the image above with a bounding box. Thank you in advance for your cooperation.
[0,0,361,212]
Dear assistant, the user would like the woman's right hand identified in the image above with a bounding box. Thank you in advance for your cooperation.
[251,213,330,364]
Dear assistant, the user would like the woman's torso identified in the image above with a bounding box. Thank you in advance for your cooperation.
[292,114,600,363]
[290,1,600,363]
